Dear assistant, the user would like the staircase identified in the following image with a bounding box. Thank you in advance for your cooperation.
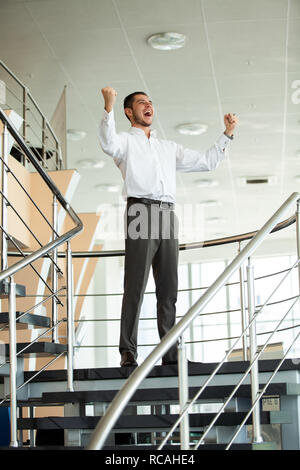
[2,359,300,450]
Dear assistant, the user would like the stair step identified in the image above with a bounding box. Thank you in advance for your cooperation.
[17,410,291,431]
[0,280,25,298]
[40,382,292,406]
[0,312,50,329]
[23,358,300,384]
[4,342,67,357]
[0,442,277,450]
[103,442,277,450]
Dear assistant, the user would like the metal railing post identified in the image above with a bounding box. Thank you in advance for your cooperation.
[239,242,248,360]
[8,276,18,447]
[22,86,27,166]
[246,257,263,443]
[66,241,74,392]
[178,336,190,450]
[1,122,8,271]
[42,116,46,168]
[51,195,58,343]
[296,199,300,294]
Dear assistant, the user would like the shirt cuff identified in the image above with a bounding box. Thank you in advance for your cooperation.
[216,133,232,151]
[103,108,115,122]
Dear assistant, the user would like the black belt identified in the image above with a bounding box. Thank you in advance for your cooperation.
[127,197,174,209]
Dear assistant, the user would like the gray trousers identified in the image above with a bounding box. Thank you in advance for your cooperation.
[119,199,179,364]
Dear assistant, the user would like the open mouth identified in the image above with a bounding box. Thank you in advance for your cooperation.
[144,111,152,117]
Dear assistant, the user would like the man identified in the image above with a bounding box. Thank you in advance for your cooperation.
[98,87,238,367]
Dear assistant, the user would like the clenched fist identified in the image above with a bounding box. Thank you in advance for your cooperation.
[224,113,238,137]
[101,87,117,113]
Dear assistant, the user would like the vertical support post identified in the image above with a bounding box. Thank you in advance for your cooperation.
[9,276,18,447]
[51,195,58,343]
[1,122,8,271]
[296,199,300,295]
[56,140,60,171]
[66,241,74,392]
[246,257,263,444]
[239,242,248,361]
[22,87,27,159]
[42,116,46,168]
[187,263,195,361]
[178,336,190,450]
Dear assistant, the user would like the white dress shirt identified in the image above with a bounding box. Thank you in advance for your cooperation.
[98,109,231,204]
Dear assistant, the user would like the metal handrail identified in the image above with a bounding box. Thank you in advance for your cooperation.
[0,107,82,445]
[86,191,300,450]
[157,257,299,449]
[0,107,83,282]
[198,294,300,450]
[0,60,63,169]
[51,212,296,258]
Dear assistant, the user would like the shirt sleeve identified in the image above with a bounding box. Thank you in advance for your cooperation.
[98,109,126,165]
[176,133,231,172]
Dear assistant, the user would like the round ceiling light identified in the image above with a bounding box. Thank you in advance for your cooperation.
[95,183,120,193]
[77,159,105,169]
[199,200,221,207]
[206,217,224,225]
[176,123,208,136]
[195,179,218,188]
[67,129,87,141]
[147,32,186,50]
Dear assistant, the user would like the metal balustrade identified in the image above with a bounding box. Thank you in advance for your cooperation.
[0,60,63,171]
[83,192,300,450]
[0,106,83,446]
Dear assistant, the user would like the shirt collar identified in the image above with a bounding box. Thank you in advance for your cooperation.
[129,126,157,138]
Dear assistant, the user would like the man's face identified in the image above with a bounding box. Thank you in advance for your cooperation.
[126,94,154,127]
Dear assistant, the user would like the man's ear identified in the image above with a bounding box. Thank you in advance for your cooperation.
[124,107,132,121]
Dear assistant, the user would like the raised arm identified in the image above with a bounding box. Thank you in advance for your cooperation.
[98,87,126,163]
[176,113,238,172]
[102,86,117,113]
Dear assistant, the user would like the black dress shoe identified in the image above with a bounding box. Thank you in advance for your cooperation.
[120,351,138,367]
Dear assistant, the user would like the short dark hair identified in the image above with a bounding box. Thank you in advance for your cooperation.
[123,91,148,121]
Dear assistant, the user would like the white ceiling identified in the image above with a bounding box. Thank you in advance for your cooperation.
[0,0,300,249]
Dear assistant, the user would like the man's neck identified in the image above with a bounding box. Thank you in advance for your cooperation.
[131,123,151,138]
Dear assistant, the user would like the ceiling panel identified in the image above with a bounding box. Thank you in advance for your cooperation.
[114,0,204,27]
[202,0,288,22]
[0,0,299,246]
[25,0,120,33]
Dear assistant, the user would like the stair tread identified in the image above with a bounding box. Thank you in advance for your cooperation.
[0,312,50,329]
[41,382,289,405]
[4,342,67,356]
[17,411,281,430]
[0,280,25,298]
[23,358,300,383]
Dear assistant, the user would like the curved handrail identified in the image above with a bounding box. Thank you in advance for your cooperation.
[0,107,83,281]
[86,191,299,450]
[5,213,296,259]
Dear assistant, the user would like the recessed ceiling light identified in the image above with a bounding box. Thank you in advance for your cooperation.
[77,159,105,169]
[195,179,218,188]
[176,123,208,136]
[147,32,186,50]
[95,184,120,192]
[67,129,87,141]
[206,217,224,225]
[199,200,221,207]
